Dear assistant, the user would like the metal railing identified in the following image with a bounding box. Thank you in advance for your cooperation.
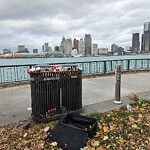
[0,58,150,84]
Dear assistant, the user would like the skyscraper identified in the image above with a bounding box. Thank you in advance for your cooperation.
[78,38,85,54]
[92,43,98,55]
[132,33,140,53]
[42,43,51,53]
[60,37,72,55]
[141,22,150,53]
[84,34,92,55]
[73,38,79,50]
[111,44,118,53]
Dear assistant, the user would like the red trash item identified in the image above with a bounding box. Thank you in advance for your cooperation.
[47,66,53,72]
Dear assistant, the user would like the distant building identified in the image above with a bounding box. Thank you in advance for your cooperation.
[33,49,38,53]
[92,44,98,55]
[60,37,72,55]
[18,45,25,52]
[111,44,118,53]
[141,22,150,53]
[84,34,92,55]
[73,38,79,51]
[117,47,124,55]
[18,45,29,53]
[144,22,150,31]
[132,33,140,53]
[54,46,60,51]
[78,38,85,55]
[98,48,108,55]
[42,43,51,53]
[3,49,11,55]
[60,37,65,53]
[141,34,144,52]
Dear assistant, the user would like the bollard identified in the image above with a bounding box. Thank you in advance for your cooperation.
[114,64,122,104]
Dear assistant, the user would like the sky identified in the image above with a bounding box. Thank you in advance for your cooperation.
[0,0,150,52]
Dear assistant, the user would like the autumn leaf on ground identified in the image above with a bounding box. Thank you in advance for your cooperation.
[103,136,109,140]
[50,141,57,147]
[128,116,135,124]
[103,126,108,132]
[91,140,100,147]
[132,124,138,129]
[139,108,145,111]
[43,126,50,133]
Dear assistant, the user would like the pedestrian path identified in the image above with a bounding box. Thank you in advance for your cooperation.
[0,72,150,126]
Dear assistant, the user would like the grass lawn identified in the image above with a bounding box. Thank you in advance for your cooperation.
[0,100,150,150]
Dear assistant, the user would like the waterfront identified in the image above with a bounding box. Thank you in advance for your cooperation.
[0,54,150,66]
[0,54,150,84]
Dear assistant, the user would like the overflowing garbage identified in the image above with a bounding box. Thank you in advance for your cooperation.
[28,64,82,122]
[27,64,82,75]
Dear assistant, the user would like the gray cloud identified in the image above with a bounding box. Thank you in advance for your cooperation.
[0,0,150,52]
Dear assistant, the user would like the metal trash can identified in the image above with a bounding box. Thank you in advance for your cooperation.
[61,64,82,111]
[28,64,82,122]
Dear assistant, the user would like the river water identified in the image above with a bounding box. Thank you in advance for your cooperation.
[0,54,150,66]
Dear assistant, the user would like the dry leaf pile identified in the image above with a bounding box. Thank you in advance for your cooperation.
[0,100,150,150]
[87,100,150,150]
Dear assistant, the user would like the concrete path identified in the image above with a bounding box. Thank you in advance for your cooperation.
[0,72,150,126]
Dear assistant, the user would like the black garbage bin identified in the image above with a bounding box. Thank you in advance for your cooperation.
[28,64,82,122]
[61,67,82,111]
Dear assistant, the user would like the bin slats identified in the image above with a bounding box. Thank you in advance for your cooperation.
[30,70,82,122]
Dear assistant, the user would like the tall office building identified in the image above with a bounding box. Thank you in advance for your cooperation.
[132,33,140,53]
[92,43,98,55]
[60,37,66,53]
[78,38,85,55]
[18,45,29,53]
[141,22,150,52]
[111,44,118,53]
[42,43,51,53]
[84,34,92,55]
[60,37,72,55]
[73,38,79,50]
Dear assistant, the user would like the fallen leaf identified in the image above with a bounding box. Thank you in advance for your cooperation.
[110,125,115,131]
[92,140,100,147]
[38,142,45,149]
[138,114,143,118]
[96,147,106,150]
[128,93,139,101]
[130,139,135,145]
[23,133,28,138]
[147,143,150,150]
[145,123,150,129]
[98,123,102,129]
[44,126,50,133]
[83,146,92,150]
[50,141,57,147]
[142,103,148,107]
[95,132,101,137]
[132,124,138,129]
[139,108,145,111]
[103,136,109,140]
[128,116,135,124]
[103,126,108,132]
[119,138,124,143]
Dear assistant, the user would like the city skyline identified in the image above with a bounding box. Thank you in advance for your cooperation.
[0,0,150,52]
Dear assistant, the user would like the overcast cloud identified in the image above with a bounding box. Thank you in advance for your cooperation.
[0,0,150,52]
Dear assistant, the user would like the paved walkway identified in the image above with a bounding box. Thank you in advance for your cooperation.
[0,72,150,126]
